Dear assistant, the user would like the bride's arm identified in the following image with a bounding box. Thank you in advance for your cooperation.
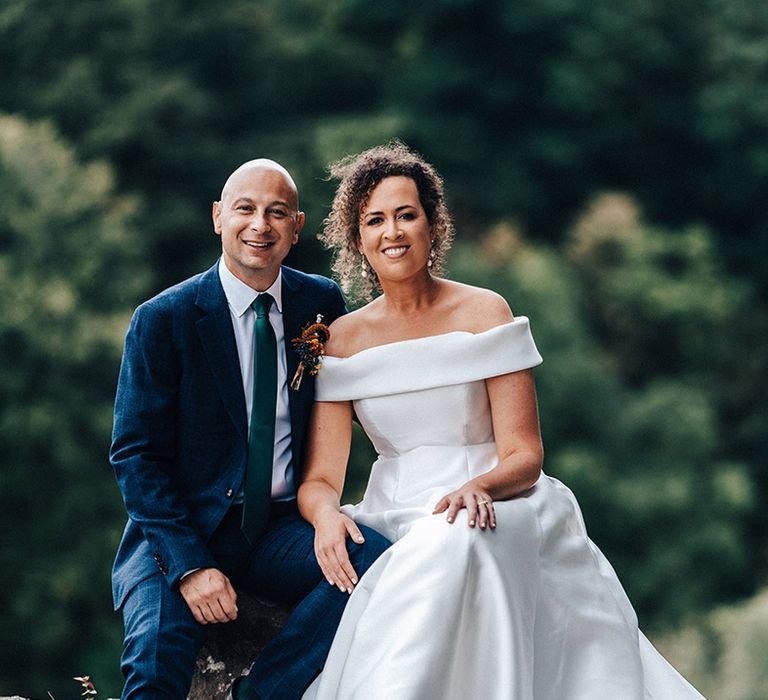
[484,367,545,496]
[433,368,544,529]
[298,400,366,594]
[433,290,543,528]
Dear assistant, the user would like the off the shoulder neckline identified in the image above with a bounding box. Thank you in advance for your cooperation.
[325,318,529,362]
[315,317,541,401]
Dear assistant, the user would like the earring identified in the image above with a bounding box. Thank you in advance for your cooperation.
[427,247,435,269]
[361,256,369,279]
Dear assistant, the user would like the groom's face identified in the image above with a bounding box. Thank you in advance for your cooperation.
[213,165,304,291]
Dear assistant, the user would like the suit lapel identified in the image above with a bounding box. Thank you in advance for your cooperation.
[195,263,248,439]
[193,264,315,468]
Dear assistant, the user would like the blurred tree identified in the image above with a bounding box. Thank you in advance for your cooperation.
[655,585,768,699]
[0,114,148,695]
[567,193,768,586]
[695,0,768,283]
[567,193,749,382]
[0,0,395,289]
[2,0,766,291]
[314,0,768,267]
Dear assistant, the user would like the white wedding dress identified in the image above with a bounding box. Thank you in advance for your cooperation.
[303,319,704,700]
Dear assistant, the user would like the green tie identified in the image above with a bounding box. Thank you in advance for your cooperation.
[242,293,277,544]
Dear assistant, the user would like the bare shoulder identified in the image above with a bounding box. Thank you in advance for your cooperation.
[324,300,382,357]
[441,280,514,332]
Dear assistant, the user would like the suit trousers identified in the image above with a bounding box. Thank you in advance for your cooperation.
[120,503,390,700]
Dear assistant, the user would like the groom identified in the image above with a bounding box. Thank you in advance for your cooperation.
[110,159,388,699]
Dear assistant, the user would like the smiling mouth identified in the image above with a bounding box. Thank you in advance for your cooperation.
[244,240,274,249]
[383,246,409,257]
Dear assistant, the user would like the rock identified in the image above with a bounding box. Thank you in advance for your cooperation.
[188,593,293,700]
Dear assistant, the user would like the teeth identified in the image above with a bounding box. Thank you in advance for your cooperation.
[384,247,408,256]
[245,241,271,248]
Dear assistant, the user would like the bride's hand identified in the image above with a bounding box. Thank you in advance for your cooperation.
[433,484,496,530]
[314,510,366,594]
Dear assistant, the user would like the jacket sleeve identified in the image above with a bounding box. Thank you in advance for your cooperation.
[110,301,218,589]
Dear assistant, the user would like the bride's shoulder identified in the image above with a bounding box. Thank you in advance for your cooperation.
[441,280,515,332]
[325,301,383,357]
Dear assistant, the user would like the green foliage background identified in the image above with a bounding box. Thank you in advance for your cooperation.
[1,0,766,696]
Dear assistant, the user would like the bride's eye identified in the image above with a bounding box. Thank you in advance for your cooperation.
[365,216,383,226]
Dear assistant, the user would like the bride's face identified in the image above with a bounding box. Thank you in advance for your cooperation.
[358,176,433,283]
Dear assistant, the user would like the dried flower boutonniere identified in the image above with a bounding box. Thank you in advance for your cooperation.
[290,314,330,390]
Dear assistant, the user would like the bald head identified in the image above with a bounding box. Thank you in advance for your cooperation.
[220,159,299,209]
[212,157,305,291]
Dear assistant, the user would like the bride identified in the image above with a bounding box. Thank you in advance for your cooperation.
[297,142,704,699]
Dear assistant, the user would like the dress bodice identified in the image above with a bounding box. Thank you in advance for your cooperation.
[316,318,543,458]
[353,382,493,457]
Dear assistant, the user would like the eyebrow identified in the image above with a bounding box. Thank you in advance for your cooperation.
[363,204,417,217]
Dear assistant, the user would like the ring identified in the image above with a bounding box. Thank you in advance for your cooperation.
[477,500,490,505]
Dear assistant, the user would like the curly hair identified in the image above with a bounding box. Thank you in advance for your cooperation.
[319,141,454,301]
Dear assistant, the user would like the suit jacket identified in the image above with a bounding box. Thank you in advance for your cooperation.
[110,261,347,609]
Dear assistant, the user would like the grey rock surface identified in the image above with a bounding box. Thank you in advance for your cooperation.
[187,593,292,700]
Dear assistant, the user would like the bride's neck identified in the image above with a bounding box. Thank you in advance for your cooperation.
[379,273,442,316]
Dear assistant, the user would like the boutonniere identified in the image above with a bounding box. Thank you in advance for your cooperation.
[290,314,331,390]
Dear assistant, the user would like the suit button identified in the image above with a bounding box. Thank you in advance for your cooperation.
[225,488,234,498]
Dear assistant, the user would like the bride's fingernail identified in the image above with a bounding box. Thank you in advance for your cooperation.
[469,520,475,526]
[347,587,352,594]
[351,577,358,584]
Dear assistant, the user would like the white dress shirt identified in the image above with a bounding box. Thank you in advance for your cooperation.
[218,258,295,501]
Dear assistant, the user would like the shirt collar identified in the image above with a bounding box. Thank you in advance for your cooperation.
[218,258,283,317]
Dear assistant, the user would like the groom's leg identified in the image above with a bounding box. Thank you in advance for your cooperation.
[120,507,254,700]
[238,512,389,700]
[120,572,207,700]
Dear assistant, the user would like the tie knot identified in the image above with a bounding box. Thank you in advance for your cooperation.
[252,293,273,318]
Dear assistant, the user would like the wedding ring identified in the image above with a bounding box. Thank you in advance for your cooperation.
[477,500,490,505]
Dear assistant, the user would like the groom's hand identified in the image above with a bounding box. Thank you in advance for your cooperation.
[314,511,366,594]
[178,567,239,624]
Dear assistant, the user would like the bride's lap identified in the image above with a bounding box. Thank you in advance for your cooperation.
[402,494,543,565]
